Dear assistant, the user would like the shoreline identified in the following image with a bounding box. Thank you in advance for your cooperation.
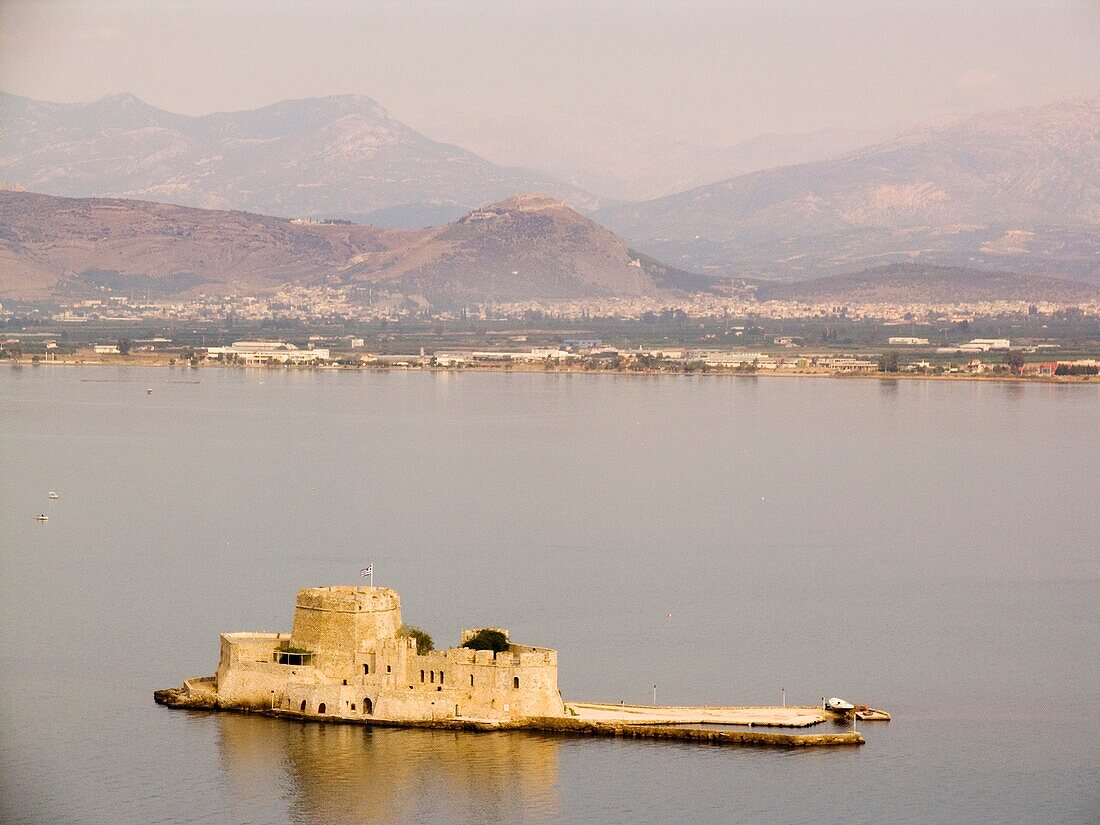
[6,357,1097,384]
[153,689,864,748]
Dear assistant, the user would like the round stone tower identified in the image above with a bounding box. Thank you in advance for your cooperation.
[289,586,402,675]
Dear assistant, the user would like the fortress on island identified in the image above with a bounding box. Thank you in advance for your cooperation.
[164,585,566,722]
[156,585,874,747]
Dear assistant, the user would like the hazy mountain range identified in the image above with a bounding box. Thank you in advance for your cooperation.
[0,91,597,226]
[426,108,888,201]
[1,91,1098,297]
[600,98,1100,283]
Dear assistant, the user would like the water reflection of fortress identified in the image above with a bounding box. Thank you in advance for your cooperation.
[216,715,560,824]
[191,586,565,722]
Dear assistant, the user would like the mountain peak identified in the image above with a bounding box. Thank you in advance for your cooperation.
[486,193,568,211]
[95,92,153,109]
[456,194,577,226]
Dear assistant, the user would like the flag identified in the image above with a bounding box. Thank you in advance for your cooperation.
[360,565,373,577]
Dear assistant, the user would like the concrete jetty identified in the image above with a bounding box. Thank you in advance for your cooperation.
[566,701,827,727]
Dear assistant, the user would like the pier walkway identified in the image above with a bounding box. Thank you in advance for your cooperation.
[566,702,827,728]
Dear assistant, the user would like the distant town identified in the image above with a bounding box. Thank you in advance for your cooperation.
[3,287,1097,379]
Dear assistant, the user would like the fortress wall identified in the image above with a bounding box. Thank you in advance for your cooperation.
[382,647,562,720]
[219,634,286,670]
[216,633,327,710]
[355,636,414,687]
[218,662,326,710]
[248,648,563,721]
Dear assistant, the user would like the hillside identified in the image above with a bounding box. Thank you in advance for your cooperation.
[0,92,596,224]
[343,194,681,304]
[0,191,683,303]
[600,98,1100,283]
[758,264,1100,304]
[0,191,401,298]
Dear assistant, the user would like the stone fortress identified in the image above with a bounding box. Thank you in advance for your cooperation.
[178,586,566,723]
[158,584,875,747]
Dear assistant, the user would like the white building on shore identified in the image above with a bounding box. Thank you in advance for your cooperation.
[888,337,930,345]
[204,341,331,364]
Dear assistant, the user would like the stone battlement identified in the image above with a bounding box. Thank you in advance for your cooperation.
[294,585,399,614]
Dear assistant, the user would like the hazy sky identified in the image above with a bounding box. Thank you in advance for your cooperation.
[2,1,1098,160]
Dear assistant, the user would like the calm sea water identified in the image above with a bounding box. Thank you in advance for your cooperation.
[2,366,1098,825]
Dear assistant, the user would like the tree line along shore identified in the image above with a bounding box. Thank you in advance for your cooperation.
[3,350,1097,383]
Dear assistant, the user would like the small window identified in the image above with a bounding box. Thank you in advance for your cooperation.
[470,674,474,687]
[351,703,356,711]
[430,671,435,684]
[387,665,391,673]
[300,700,307,712]
[513,677,520,689]
[440,672,444,685]
[318,702,326,714]
[342,679,347,686]
[365,697,373,714]
[421,670,425,683]
[364,664,369,675]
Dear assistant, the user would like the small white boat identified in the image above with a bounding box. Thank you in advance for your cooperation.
[35,513,49,521]
[48,491,60,500]
[824,697,855,714]
[146,388,153,395]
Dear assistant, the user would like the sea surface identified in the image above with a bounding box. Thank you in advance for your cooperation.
[2,366,1098,825]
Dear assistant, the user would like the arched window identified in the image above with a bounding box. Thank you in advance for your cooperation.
[351,703,356,711]
[430,671,435,683]
[513,677,520,689]
[300,700,307,712]
[440,672,445,685]
[364,697,373,715]
[420,670,425,683]
[470,674,475,687]
[364,664,369,675]
[318,702,327,714]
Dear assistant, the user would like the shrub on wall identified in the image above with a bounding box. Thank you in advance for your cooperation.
[462,629,510,653]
